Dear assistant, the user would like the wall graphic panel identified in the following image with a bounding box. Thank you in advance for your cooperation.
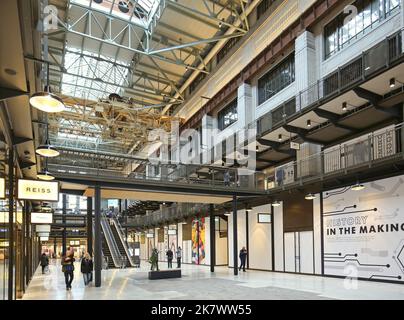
[192,218,206,265]
[323,175,404,282]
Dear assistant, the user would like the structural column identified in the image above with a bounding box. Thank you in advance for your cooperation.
[94,185,102,287]
[209,204,215,272]
[8,147,14,300]
[62,193,67,256]
[245,210,249,269]
[232,195,238,276]
[87,197,93,256]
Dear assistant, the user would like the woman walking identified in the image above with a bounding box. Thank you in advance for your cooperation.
[61,250,75,291]
[80,253,93,286]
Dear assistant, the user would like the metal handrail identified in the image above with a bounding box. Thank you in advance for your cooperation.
[100,212,124,268]
[112,218,136,267]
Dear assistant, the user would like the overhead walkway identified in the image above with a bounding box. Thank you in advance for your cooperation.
[51,151,268,200]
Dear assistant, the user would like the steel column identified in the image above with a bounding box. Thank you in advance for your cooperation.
[94,185,102,287]
[245,210,249,270]
[232,195,238,276]
[209,204,215,272]
[7,147,14,300]
[87,197,93,256]
[62,193,67,256]
[271,204,275,271]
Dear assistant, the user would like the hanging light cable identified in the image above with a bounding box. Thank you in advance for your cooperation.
[36,114,60,158]
[37,157,55,181]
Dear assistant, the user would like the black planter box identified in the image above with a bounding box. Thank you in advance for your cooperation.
[148,269,182,280]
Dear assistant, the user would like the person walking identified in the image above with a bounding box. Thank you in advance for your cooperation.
[80,253,93,286]
[224,170,230,186]
[166,248,173,269]
[40,253,49,274]
[62,250,75,290]
[176,247,182,268]
[239,247,247,272]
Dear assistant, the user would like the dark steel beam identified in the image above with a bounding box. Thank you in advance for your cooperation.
[87,197,93,256]
[94,184,102,287]
[0,86,28,100]
[209,203,215,272]
[282,124,324,144]
[7,147,14,300]
[313,108,359,132]
[62,194,67,256]
[232,195,238,276]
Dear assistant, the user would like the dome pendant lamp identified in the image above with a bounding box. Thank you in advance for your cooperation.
[37,158,55,180]
[29,62,65,113]
[36,115,60,158]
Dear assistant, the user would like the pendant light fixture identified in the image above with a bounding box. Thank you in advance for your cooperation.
[271,200,281,207]
[351,183,365,191]
[36,115,60,158]
[30,62,65,113]
[305,193,316,200]
[37,158,55,180]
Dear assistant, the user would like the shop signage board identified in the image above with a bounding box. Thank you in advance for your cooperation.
[17,179,59,201]
[31,212,53,224]
[257,213,272,224]
[168,229,177,235]
[36,225,51,233]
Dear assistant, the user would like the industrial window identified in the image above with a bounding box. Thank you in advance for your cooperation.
[257,0,276,20]
[216,37,241,65]
[218,99,238,130]
[189,72,207,94]
[324,0,400,59]
[258,54,295,106]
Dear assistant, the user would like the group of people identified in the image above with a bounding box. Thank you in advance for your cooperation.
[61,248,94,290]
[40,248,94,291]
[165,246,182,269]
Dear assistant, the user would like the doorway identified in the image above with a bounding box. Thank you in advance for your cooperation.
[284,231,314,274]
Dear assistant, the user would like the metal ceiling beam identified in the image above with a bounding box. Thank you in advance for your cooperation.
[282,124,324,145]
[313,108,359,133]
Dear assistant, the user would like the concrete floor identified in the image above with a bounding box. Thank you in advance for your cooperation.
[22,259,404,300]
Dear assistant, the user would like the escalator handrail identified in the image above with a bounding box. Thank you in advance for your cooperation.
[100,212,124,268]
[112,218,135,267]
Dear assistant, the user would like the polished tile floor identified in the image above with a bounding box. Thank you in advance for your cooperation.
[22,259,404,300]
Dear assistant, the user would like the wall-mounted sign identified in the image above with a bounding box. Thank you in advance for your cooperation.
[168,229,177,235]
[31,212,53,224]
[40,237,49,241]
[0,177,5,199]
[36,225,51,233]
[290,142,300,150]
[257,213,272,224]
[17,179,59,202]
[146,233,154,238]
[0,241,9,248]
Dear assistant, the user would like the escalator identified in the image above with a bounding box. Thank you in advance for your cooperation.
[110,219,135,267]
[98,213,125,268]
[101,234,115,269]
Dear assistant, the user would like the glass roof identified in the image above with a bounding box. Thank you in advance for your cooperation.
[70,0,161,26]
[61,47,130,101]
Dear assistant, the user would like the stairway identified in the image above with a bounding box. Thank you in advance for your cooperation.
[110,224,131,267]
[101,233,115,269]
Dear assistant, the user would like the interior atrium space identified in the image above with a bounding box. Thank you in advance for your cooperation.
[0,0,404,311]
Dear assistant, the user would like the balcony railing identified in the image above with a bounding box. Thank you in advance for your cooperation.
[130,123,404,227]
[254,30,403,136]
[271,123,403,189]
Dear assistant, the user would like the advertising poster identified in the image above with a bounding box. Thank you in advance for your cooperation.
[323,175,404,282]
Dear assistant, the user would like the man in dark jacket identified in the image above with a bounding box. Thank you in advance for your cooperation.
[166,248,174,269]
[80,253,93,286]
[40,253,49,274]
[239,247,247,272]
